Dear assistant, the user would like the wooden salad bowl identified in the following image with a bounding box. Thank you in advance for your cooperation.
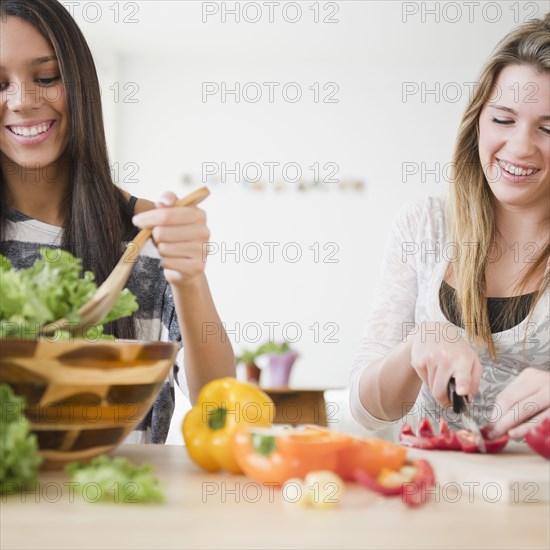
[0,339,177,469]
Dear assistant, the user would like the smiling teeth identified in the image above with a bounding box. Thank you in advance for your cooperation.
[10,122,52,137]
[497,160,536,176]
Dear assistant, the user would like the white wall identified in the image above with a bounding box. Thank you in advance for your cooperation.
[72,1,548,440]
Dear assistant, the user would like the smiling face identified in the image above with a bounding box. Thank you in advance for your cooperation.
[478,64,550,212]
[0,16,69,171]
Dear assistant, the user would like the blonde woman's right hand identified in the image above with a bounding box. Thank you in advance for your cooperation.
[407,321,483,409]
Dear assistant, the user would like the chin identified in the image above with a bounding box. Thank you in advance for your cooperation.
[490,190,542,209]
[13,153,60,171]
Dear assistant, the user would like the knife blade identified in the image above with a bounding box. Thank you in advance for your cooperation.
[448,378,487,454]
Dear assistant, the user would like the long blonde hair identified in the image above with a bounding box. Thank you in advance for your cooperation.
[445,13,550,360]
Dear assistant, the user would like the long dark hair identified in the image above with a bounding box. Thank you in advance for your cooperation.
[0,0,136,339]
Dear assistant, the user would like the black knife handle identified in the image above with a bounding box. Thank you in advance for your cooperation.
[448,377,467,414]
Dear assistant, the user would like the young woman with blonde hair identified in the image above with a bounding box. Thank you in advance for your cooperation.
[350,14,549,441]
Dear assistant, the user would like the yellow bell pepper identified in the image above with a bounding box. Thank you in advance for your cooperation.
[182,377,274,473]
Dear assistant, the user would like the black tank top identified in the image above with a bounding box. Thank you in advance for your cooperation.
[128,195,138,214]
[439,280,536,333]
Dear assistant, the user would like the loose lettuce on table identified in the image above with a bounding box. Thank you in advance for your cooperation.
[0,384,42,494]
[66,455,165,504]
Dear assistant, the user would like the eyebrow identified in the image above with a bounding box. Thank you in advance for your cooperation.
[489,105,550,120]
[30,55,57,66]
[0,55,58,70]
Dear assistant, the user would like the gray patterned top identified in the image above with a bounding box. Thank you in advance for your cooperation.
[350,196,549,432]
[1,207,188,444]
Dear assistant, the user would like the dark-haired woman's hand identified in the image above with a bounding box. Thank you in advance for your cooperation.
[407,321,483,409]
[485,368,549,440]
[131,191,210,288]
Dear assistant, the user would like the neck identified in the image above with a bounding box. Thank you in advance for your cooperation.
[1,153,71,227]
[493,199,550,245]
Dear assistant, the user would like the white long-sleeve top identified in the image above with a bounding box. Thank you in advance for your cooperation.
[349,196,550,432]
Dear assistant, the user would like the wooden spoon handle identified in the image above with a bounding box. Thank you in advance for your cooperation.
[121,186,210,263]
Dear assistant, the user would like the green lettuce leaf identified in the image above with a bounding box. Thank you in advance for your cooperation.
[66,455,165,504]
[0,384,42,494]
[0,248,138,339]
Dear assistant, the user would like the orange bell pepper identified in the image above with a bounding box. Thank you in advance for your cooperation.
[336,434,407,480]
[303,426,407,480]
[232,427,351,486]
[232,425,407,486]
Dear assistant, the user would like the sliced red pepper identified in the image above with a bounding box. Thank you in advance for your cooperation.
[455,429,483,453]
[525,417,550,460]
[401,460,436,508]
[431,420,462,450]
[401,424,415,436]
[399,418,509,453]
[418,418,435,438]
[479,428,509,453]
[354,468,403,496]
[455,428,509,453]
[399,423,436,450]
[355,459,436,508]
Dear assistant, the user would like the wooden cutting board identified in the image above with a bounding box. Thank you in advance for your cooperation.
[407,442,549,504]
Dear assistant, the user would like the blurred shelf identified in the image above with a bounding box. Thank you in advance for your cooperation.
[261,387,345,427]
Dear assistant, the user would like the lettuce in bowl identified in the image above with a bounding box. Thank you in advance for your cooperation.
[0,248,138,340]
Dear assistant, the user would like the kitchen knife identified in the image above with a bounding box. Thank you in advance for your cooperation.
[448,378,487,454]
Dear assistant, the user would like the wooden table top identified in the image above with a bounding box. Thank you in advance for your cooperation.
[1,443,548,550]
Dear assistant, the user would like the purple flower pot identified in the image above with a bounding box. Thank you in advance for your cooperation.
[267,351,298,387]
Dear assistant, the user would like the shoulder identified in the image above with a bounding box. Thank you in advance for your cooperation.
[133,198,156,214]
[395,195,446,220]
[119,189,156,214]
[391,195,446,240]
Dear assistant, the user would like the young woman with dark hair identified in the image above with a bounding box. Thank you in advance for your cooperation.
[0,0,235,443]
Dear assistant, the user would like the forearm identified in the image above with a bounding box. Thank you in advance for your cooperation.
[358,338,422,421]
[171,274,235,403]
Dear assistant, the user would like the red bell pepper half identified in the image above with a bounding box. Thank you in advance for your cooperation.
[355,459,436,508]
[525,417,550,460]
[401,460,436,508]
[354,468,403,497]
[400,418,509,453]
[400,422,436,450]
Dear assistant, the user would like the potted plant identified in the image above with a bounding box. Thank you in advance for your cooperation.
[235,347,263,385]
[258,341,299,387]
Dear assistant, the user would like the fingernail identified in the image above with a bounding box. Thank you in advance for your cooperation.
[157,196,173,206]
[457,384,468,395]
[508,428,520,439]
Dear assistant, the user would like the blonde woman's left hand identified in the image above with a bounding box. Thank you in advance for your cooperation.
[132,192,210,287]
[485,368,549,440]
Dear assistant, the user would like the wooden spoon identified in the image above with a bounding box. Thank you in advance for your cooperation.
[41,186,210,335]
